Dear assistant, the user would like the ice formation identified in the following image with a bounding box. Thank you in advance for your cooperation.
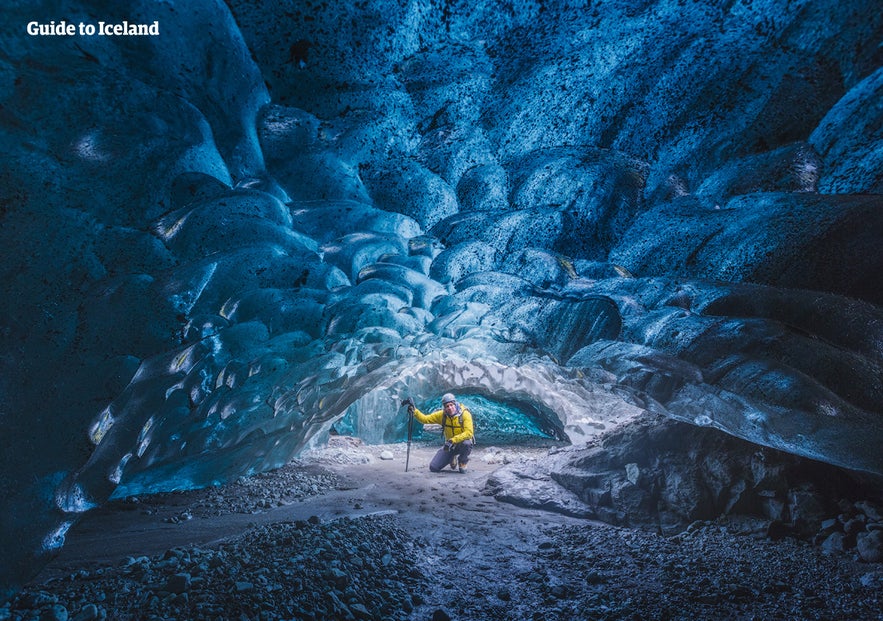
[1,0,882,597]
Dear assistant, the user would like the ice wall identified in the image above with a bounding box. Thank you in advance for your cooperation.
[2,0,882,598]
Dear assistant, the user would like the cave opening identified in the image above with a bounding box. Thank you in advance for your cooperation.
[334,392,566,447]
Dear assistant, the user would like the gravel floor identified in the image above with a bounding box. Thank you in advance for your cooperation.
[4,444,882,621]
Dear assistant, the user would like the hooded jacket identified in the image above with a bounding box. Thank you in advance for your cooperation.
[413,404,474,444]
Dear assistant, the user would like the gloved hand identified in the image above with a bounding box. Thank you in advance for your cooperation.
[444,440,454,451]
[401,397,415,415]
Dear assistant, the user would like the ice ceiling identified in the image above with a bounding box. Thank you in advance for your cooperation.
[1,0,882,596]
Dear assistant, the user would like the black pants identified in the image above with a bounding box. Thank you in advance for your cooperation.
[429,440,473,472]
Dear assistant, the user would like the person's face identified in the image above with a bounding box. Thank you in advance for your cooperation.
[443,401,457,415]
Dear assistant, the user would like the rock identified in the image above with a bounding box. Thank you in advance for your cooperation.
[843,517,866,536]
[820,532,846,555]
[855,501,883,522]
[164,573,191,594]
[379,451,394,461]
[856,530,883,563]
[72,604,98,621]
[328,567,349,587]
[585,571,605,585]
[859,572,883,588]
[819,518,839,535]
[431,609,452,621]
[759,496,788,522]
[39,605,68,621]
[788,489,829,537]
[483,462,596,519]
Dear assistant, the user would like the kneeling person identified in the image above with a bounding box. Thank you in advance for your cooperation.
[408,393,474,473]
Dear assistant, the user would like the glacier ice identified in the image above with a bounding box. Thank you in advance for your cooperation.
[2,0,883,600]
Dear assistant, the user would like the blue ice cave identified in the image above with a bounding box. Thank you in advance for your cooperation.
[1,0,882,598]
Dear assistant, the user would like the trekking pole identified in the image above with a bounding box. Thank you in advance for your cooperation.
[401,398,415,472]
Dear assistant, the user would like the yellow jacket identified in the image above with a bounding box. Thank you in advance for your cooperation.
[413,405,474,444]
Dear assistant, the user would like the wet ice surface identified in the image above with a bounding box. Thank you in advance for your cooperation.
[9,443,883,621]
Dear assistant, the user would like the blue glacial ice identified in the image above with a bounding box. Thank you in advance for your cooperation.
[1,0,883,597]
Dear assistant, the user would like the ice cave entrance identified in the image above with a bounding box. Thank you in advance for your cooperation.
[337,393,564,446]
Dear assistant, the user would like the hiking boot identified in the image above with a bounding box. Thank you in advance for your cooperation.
[449,458,458,470]
[458,464,468,474]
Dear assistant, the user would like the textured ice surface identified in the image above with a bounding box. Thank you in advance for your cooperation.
[2,0,883,598]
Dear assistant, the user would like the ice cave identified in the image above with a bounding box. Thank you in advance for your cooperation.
[1,0,883,616]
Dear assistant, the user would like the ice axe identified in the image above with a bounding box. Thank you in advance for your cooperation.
[401,397,415,472]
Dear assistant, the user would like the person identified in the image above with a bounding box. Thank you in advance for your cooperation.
[407,393,474,473]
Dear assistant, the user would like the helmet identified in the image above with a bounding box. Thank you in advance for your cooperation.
[441,393,456,404]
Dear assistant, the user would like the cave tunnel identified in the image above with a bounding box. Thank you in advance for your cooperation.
[2,0,883,617]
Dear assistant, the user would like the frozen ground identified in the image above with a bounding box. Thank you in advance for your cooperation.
[5,441,883,621]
